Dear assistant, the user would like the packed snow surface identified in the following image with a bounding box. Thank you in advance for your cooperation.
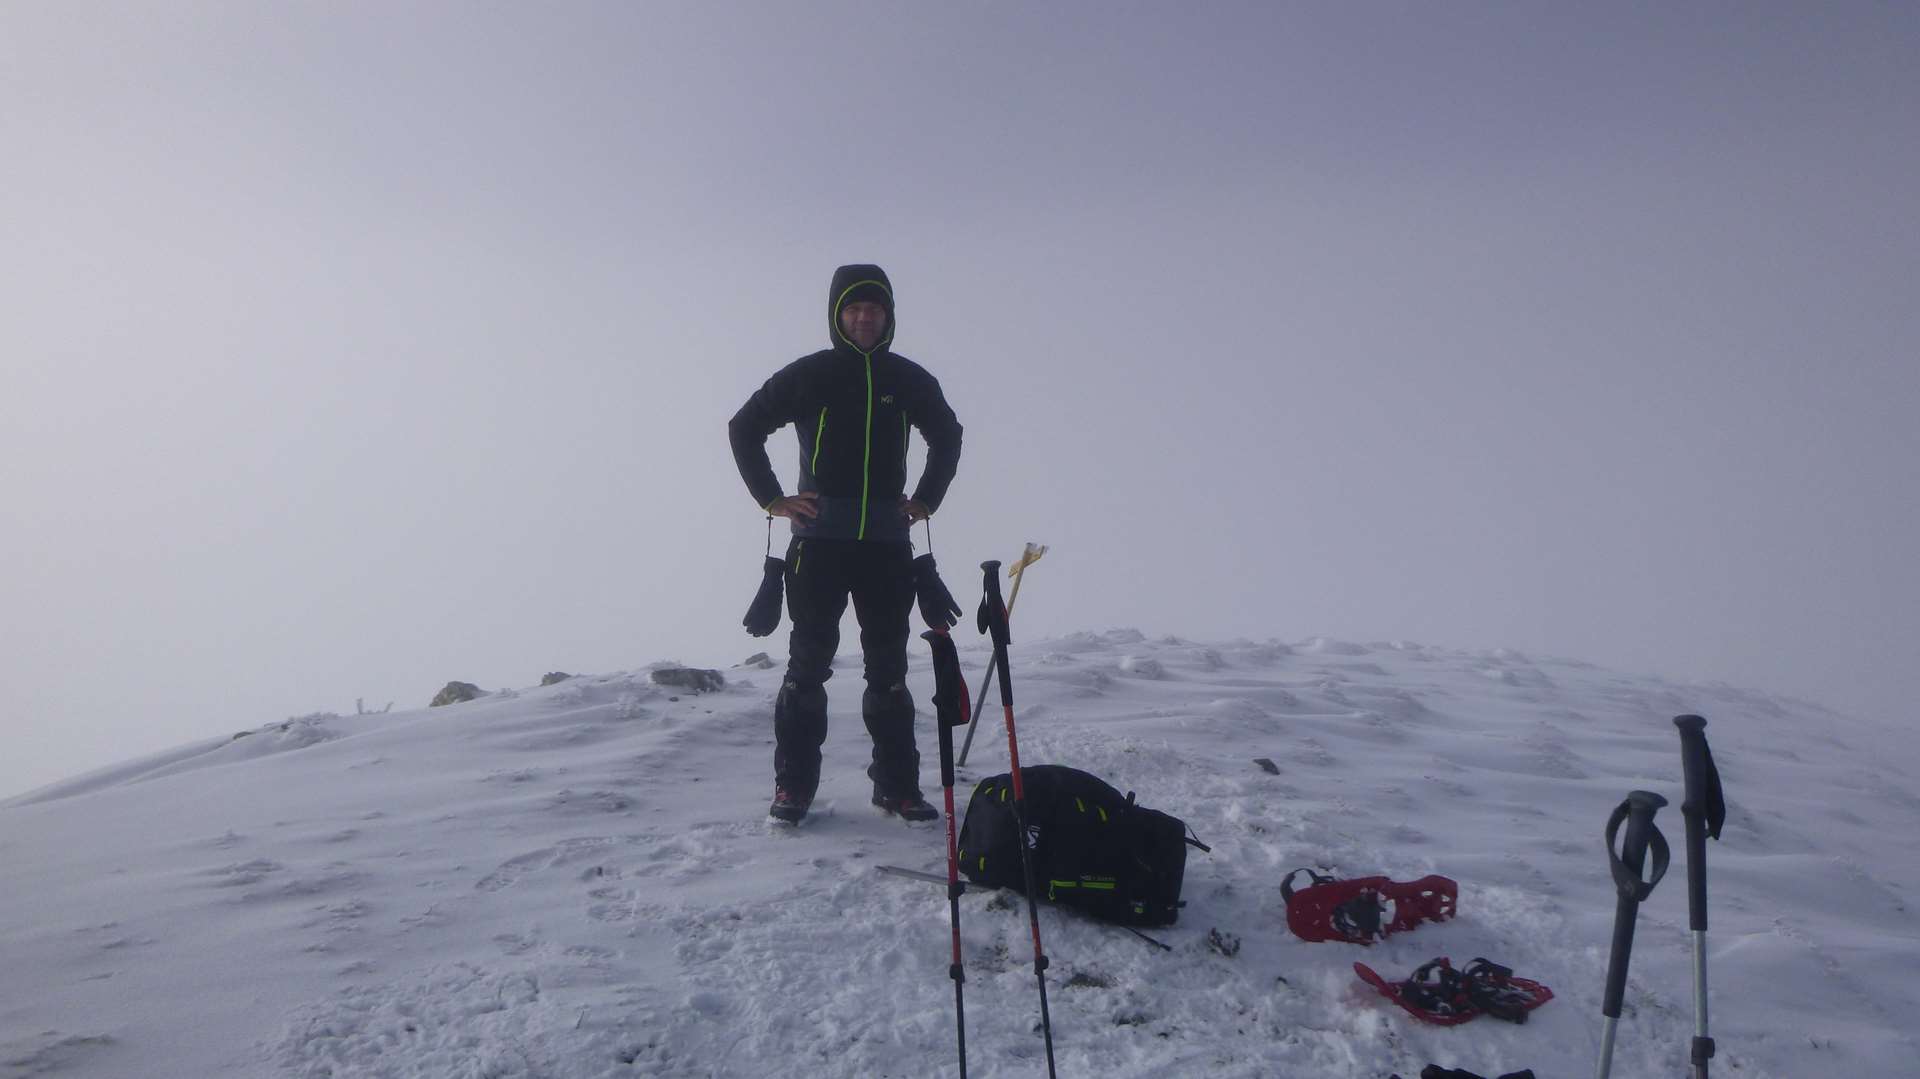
[4,632,1917,1078]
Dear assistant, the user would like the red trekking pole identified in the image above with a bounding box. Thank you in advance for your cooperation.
[978,560,1058,1077]
[956,542,1046,767]
[921,629,972,1077]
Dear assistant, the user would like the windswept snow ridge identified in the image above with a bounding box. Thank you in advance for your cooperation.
[2,634,1916,1078]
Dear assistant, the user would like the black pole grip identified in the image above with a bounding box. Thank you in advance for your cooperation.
[977,562,1016,707]
[977,561,1010,649]
[1601,790,1669,1020]
[975,556,1006,641]
[922,630,963,787]
[1675,713,1724,933]
[936,704,957,789]
[976,561,998,636]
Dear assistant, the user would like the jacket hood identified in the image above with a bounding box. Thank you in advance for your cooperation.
[828,264,895,353]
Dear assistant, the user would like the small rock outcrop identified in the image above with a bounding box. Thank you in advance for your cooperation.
[650,667,725,693]
[431,681,484,707]
[540,672,573,686]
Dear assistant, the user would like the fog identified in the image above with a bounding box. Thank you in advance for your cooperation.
[4,3,1916,797]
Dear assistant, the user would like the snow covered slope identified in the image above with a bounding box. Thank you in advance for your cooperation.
[3,633,1916,1078]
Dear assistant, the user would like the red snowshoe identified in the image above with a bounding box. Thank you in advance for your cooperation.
[1354,957,1554,1026]
[1281,868,1458,944]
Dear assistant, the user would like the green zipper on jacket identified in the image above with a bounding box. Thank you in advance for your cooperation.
[830,278,892,541]
[858,350,874,539]
[810,407,827,475]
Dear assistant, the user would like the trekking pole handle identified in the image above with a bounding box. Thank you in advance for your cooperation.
[921,630,962,788]
[1674,713,1721,932]
[977,561,1010,648]
[1601,790,1668,1022]
[1605,790,1671,902]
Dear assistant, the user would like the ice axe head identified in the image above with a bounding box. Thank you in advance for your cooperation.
[1010,543,1048,576]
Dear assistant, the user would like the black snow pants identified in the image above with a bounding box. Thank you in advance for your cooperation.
[773,537,921,799]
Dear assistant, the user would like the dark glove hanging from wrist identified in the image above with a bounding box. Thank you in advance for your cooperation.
[911,553,962,630]
[743,555,785,637]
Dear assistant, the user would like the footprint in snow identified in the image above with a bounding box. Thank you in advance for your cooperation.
[476,836,625,892]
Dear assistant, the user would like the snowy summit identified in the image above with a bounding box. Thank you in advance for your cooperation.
[3,631,1917,1078]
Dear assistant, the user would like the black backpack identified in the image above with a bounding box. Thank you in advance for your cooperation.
[957,765,1209,927]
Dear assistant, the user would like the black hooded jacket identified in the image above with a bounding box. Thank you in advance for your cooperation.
[728,265,964,542]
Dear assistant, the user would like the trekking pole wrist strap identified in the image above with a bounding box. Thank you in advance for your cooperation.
[1605,797,1672,901]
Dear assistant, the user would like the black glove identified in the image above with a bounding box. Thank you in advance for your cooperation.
[911,553,962,630]
[743,556,785,637]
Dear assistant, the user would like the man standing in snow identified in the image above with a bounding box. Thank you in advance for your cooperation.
[728,264,964,824]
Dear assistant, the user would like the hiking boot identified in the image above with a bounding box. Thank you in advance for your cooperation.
[768,785,814,824]
[871,792,939,822]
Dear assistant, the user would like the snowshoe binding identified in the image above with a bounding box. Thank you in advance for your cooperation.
[1282,867,1457,944]
[1354,956,1553,1026]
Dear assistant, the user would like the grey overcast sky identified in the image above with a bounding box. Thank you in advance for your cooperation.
[3,3,1916,797]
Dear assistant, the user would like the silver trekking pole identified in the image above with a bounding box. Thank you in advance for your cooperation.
[1674,714,1726,1079]
[1595,790,1671,1079]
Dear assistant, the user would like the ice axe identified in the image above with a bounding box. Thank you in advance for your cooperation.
[955,542,1046,767]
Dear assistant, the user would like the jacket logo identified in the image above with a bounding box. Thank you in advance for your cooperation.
[881,395,895,404]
